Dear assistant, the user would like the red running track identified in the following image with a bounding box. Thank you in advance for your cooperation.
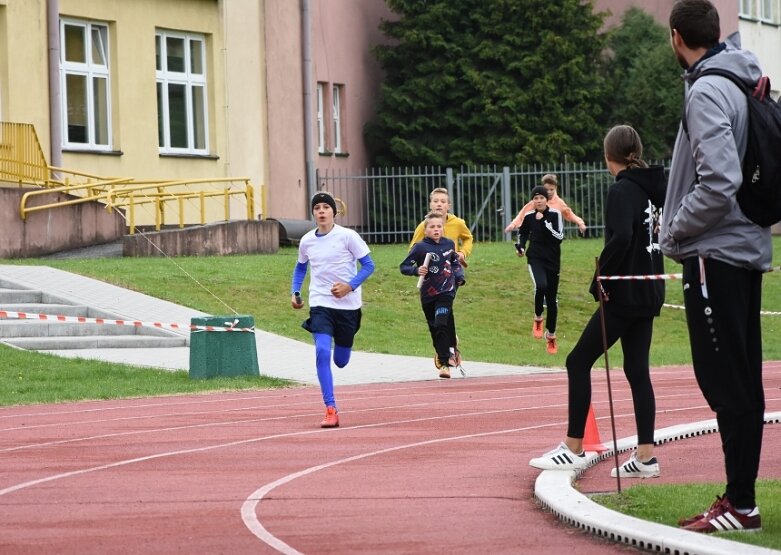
[1,363,780,554]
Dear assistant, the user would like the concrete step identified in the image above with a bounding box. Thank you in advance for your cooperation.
[2,335,188,350]
[0,304,91,317]
[0,290,44,303]
[0,320,175,338]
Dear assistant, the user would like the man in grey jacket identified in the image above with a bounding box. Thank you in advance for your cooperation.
[661,0,771,534]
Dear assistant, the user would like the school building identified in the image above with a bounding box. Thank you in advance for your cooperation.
[0,0,777,241]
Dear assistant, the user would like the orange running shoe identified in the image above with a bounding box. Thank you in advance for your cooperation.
[320,406,339,428]
[533,318,544,339]
[434,354,451,378]
[545,332,558,354]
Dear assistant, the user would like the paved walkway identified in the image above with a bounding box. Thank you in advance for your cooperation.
[0,264,554,385]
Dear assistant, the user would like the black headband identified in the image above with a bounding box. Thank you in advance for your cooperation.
[311,192,337,214]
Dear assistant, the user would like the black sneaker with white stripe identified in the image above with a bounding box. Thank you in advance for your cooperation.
[529,442,588,471]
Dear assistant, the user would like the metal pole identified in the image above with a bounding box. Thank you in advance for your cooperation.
[595,257,622,493]
[47,0,62,172]
[301,0,316,212]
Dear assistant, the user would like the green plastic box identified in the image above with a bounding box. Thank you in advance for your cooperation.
[189,315,259,379]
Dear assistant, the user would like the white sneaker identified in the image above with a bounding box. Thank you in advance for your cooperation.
[529,442,588,471]
[610,453,660,478]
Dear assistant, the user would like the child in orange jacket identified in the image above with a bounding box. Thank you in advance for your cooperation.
[505,174,586,235]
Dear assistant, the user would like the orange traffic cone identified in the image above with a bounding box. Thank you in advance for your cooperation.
[582,404,607,452]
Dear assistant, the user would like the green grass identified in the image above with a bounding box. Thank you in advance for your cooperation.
[0,343,291,406]
[8,237,781,368]
[593,481,781,549]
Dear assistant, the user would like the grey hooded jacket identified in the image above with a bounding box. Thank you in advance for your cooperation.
[660,32,771,271]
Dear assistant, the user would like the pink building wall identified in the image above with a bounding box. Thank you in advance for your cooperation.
[263,0,392,221]
[264,1,308,220]
[595,0,738,35]
[263,1,740,221]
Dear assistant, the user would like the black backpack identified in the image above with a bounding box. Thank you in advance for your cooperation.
[684,68,781,227]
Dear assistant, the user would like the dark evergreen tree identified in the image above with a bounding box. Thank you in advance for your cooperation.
[366,0,609,167]
[601,7,683,159]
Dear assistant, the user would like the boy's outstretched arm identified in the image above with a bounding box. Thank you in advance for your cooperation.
[290,261,308,308]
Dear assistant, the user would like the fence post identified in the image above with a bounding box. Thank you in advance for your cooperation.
[502,166,511,241]
[445,167,456,215]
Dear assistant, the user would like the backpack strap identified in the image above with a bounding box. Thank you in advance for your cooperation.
[681,68,755,135]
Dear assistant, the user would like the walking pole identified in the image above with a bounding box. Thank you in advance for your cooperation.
[595,257,622,493]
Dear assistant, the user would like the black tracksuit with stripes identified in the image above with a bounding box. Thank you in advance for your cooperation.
[516,207,564,334]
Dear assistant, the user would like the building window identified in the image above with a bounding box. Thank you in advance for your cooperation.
[332,84,343,154]
[60,19,111,150]
[760,0,775,22]
[739,0,752,18]
[316,83,326,153]
[156,30,208,154]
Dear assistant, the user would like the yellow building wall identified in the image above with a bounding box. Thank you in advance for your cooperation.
[0,0,269,225]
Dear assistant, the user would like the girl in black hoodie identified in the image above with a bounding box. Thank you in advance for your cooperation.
[530,125,666,477]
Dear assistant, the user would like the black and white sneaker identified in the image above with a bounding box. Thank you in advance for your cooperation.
[610,453,660,478]
[529,442,588,471]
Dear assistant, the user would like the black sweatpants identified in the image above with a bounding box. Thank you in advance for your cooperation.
[422,295,456,366]
[681,257,765,509]
[527,261,559,334]
[565,305,656,445]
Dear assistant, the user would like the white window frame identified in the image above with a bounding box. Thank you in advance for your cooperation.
[316,83,326,153]
[739,0,753,18]
[332,84,343,154]
[156,30,209,155]
[759,0,775,22]
[60,18,112,151]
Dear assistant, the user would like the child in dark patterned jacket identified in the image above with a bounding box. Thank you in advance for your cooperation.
[400,212,465,378]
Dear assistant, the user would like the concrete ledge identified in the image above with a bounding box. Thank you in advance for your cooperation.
[534,412,781,555]
[0,187,124,258]
[123,220,279,256]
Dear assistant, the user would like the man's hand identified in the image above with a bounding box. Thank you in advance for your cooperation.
[331,282,352,298]
[291,292,304,309]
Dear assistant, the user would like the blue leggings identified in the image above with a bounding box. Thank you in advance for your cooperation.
[314,333,352,408]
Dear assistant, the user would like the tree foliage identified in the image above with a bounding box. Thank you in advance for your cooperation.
[600,8,684,159]
[366,0,609,167]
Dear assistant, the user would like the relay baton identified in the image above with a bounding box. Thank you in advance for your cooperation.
[416,253,432,289]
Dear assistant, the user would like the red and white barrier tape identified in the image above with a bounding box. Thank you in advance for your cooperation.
[664,303,781,316]
[600,264,781,282]
[0,311,254,333]
[598,273,682,281]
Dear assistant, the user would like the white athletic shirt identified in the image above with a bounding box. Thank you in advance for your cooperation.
[297,224,371,310]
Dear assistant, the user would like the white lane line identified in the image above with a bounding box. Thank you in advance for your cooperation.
[240,421,569,555]
[0,405,577,498]
[0,375,540,421]
[0,381,574,434]
[0,390,713,453]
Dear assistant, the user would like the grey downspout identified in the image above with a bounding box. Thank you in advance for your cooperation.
[47,0,62,172]
[301,0,316,211]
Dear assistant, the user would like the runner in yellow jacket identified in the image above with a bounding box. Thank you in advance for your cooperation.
[409,187,473,266]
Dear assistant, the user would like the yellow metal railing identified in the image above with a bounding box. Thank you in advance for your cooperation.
[103,178,256,233]
[21,178,258,234]
[0,122,50,185]
[2,121,265,234]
